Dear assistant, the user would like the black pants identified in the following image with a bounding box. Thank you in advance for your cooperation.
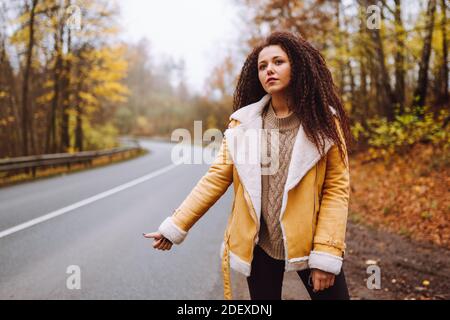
[246,245,350,300]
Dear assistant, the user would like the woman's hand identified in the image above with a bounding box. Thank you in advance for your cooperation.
[311,268,335,292]
[143,232,173,251]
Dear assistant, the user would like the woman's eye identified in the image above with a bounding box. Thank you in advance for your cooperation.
[259,61,282,70]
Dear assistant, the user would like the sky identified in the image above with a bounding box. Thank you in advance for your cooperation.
[118,0,242,94]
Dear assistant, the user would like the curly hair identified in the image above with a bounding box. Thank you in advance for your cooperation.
[233,31,353,165]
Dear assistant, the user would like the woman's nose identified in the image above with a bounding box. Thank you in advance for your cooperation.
[266,64,275,74]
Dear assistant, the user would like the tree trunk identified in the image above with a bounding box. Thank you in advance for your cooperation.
[341,3,356,112]
[364,0,395,121]
[438,0,448,105]
[21,0,39,156]
[46,23,63,154]
[335,1,346,97]
[60,27,72,152]
[75,103,83,151]
[0,38,21,157]
[413,0,437,115]
[393,0,405,114]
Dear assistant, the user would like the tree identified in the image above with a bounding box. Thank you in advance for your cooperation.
[20,0,39,156]
[413,0,437,114]
[437,0,448,106]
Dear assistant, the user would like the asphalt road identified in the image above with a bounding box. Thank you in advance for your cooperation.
[0,140,234,299]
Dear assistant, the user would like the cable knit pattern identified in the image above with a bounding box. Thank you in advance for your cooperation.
[258,99,300,260]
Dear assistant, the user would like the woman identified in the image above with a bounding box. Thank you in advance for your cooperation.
[144,31,353,300]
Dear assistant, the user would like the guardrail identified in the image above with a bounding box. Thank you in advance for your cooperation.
[0,140,143,177]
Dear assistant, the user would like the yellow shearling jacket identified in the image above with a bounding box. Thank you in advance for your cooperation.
[158,93,350,300]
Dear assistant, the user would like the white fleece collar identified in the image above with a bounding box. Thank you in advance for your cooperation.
[228,94,272,124]
[224,93,337,226]
[229,93,337,123]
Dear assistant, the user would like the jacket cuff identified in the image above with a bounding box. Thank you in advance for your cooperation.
[308,250,343,275]
[158,217,188,245]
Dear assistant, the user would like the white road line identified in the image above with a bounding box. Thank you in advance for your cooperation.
[0,162,182,239]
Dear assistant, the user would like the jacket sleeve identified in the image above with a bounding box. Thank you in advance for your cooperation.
[308,117,350,275]
[157,120,237,245]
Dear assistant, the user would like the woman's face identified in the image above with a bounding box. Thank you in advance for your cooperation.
[257,45,291,94]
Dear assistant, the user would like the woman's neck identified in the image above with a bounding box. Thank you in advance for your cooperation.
[270,93,293,118]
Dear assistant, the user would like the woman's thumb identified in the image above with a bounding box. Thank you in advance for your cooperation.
[142,232,161,239]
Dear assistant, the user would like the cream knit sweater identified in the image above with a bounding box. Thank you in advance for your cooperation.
[258,100,301,260]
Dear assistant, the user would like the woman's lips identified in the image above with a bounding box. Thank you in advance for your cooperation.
[267,79,278,84]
